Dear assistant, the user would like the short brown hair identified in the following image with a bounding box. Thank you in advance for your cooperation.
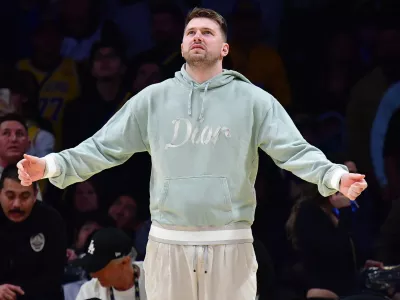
[185,7,228,41]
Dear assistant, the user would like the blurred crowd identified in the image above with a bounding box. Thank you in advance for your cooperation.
[1,0,400,299]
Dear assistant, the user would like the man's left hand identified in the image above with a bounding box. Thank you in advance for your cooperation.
[339,173,368,200]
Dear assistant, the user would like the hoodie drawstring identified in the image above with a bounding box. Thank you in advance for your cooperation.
[198,83,209,122]
[188,82,194,116]
[193,246,208,274]
[187,82,209,122]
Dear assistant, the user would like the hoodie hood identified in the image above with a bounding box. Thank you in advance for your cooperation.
[174,64,251,122]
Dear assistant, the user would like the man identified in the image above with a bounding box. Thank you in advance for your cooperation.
[17,8,368,300]
[16,20,81,150]
[73,227,146,300]
[0,114,31,172]
[0,114,43,200]
[0,165,66,300]
[63,41,130,150]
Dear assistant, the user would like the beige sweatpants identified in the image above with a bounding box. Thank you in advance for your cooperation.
[143,239,258,300]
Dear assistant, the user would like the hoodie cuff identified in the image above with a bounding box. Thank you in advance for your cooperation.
[330,168,349,191]
[43,153,60,178]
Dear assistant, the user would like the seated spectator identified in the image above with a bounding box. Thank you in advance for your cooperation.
[131,3,185,79]
[129,59,164,96]
[59,0,123,62]
[67,213,116,262]
[73,228,146,300]
[0,164,67,300]
[0,114,44,200]
[16,19,81,150]
[286,184,385,299]
[228,0,291,107]
[61,180,105,245]
[6,70,55,157]
[108,193,142,237]
[62,40,130,149]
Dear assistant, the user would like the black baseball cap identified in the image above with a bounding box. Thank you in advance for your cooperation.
[72,227,132,273]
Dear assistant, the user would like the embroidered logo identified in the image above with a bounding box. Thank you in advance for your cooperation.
[88,240,95,255]
[30,233,45,252]
[165,118,231,149]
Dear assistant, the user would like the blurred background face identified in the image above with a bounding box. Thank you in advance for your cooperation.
[92,48,125,80]
[0,121,29,164]
[132,63,162,92]
[0,178,36,222]
[152,12,177,44]
[108,195,137,229]
[32,25,62,66]
[74,181,99,213]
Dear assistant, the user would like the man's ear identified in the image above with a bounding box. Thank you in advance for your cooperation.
[221,43,229,57]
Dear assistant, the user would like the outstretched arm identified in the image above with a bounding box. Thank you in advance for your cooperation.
[258,98,348,197]
[18,94,149,189]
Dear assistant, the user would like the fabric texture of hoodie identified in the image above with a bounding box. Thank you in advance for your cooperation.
[44,64,348,235]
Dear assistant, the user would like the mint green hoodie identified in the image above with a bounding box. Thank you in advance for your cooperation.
[45,65,348,229]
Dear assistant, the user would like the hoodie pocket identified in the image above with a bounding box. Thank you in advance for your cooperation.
[159,176,233,227]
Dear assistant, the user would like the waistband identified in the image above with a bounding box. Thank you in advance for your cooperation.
[149,222,253,245]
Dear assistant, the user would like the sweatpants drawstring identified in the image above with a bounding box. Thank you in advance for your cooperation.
[203,246,208,274]
[193,248,198,272]
[192,246,209,274]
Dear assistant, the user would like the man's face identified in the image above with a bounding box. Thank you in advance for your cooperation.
[0,178,36,222]
[181,18,228,67]
[0,121,30,164]
[92,48,125,80]
[90,258,129,287]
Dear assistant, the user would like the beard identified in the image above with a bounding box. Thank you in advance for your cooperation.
[183,49,219,67]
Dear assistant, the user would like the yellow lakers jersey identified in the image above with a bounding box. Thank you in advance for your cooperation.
[16,58,81,150]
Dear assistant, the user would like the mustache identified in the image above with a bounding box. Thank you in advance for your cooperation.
[9,209,24,215]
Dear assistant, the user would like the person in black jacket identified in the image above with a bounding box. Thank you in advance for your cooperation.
[286,183,385,299]
[0,164,67,300]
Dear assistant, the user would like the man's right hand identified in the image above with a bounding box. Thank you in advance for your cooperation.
[0,284,24,300]
[16,154,46,186]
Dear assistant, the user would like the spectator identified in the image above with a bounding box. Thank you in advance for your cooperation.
[0,114,43,200]
[132,3,185,79]
[0,164,67,300]
[59,0,123,62]
[346,18,400,205]
[62,41,130,149]
[228,0,291,107]
[16,20,81,150]
[108,194,139,230]
[67,213,116,262]
[129,59,164,95]
[61,180,105,245]
[286,184,384,299]
[370,81,400,200]
[0,114,31,173]
[73,228,146,300]
[6,70,55,157]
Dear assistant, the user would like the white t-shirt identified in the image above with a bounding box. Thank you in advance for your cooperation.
[75,262,146,300]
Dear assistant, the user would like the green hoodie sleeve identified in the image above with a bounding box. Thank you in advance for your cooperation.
[43,94,148,189]
[258,99,348,197]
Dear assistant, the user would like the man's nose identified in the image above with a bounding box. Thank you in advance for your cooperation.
[194,31,202,41]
